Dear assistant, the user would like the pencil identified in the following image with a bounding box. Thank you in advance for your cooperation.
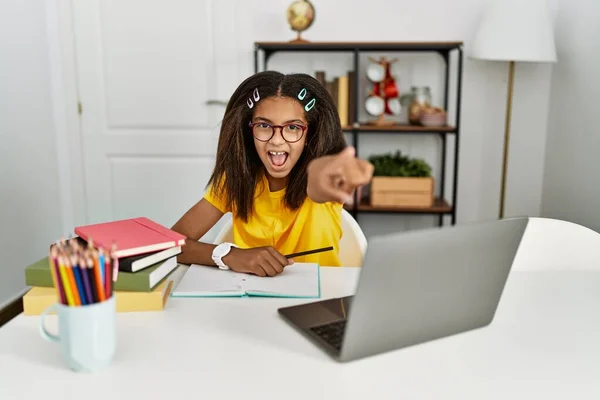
[78,255,94,305]
[64,256,81,306]
[98,247,105,286]
[49,245,66,305]
[70,254,86,305]
[85,257,98,304]
[69,236,80,254]
[58,255,75,306]
[104,251,113,298]
[284,246,334,259]
[91,251,105,302]
[111,243,119,282]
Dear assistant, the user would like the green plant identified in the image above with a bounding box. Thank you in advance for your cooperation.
[368,151,432,177]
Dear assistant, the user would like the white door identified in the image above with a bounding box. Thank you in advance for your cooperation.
[70,0,238,237]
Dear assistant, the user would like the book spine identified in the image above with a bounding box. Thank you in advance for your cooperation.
[23,289,167,315]
[25,267,153,292]
[25,269,54,288]
[117,258,134,273]
[337,75,349,127]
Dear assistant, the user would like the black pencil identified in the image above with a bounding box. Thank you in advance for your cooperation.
[285,246,334,259]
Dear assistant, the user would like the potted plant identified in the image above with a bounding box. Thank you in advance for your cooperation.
[368,151,434,207]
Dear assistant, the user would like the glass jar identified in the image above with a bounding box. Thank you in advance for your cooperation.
[408,86,432,125]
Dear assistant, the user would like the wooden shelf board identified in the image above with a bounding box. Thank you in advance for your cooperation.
[345,198,452,214]
[343,124,456,133]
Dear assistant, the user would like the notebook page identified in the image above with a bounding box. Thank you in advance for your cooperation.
[171,264,244,297]
[243,263,320,298]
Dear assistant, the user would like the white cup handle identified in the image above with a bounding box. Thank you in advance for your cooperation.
[39,303,60,343]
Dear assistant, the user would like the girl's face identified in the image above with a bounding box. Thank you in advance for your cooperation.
[251,96,308,182]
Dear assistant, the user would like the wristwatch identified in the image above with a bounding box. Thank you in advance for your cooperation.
[212,242,238,270]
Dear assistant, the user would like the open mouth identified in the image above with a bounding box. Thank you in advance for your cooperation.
[267,151,289,168]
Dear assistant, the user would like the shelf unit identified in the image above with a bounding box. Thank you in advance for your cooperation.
[254,41,464,226]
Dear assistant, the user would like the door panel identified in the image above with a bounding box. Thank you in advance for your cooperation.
[100,0,211,128]
[72,0,227,229]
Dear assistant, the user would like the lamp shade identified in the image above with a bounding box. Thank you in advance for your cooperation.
[470,0,557,63]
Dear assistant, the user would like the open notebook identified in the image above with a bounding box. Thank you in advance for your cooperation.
[171,262,320,298]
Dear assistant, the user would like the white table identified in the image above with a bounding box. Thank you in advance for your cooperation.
[1,218,600,399]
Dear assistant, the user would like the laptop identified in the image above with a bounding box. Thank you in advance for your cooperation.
[278,217,529,362]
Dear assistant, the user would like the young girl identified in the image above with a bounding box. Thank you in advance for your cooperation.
[172,71,373,276]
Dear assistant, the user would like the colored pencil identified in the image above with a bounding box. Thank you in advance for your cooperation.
[64,256,81,306]
[71,254,87,305]
[98,247,105,286]
[104,251,112,298]
[284,246,334,259]
[99,248,108,298]
[48,245,66,305]
[57,255,75,306]
[70,254,88,306]
[52,253,67,305]
[85,257,98,304]
[47,246,59,293]
[91,251,105,302]
[111,243,119,282]
[78,255,94,305]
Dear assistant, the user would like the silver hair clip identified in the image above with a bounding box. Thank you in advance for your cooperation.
[305,98,316,111]
[247,88,260,109]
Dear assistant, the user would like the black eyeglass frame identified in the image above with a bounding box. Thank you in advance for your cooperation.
[248,121,308,143]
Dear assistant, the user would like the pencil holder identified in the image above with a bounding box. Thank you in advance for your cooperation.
[39,295,116,372]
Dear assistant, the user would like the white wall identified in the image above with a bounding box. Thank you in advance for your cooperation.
[541,0,600,232]
[0,1,65,307]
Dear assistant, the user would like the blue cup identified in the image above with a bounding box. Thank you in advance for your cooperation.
[39,295,117,372]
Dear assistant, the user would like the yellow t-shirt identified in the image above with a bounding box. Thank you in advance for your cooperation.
[204,175,342,267]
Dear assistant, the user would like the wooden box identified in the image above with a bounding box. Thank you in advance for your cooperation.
[370,177,434,208]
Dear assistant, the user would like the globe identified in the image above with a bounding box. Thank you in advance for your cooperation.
[287,0,315,42]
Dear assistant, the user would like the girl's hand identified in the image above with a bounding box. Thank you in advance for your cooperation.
[307,146,374,204]
[223,246,292,277]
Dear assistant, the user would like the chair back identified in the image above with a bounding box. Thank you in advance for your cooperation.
[213,208,368,266]
[213,217,233,244]
[339,209,368,267]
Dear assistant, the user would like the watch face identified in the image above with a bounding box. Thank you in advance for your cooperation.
[215,243,230,257]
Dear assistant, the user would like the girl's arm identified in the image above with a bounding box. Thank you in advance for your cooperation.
[171,199,224,266]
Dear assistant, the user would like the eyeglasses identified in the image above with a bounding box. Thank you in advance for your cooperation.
[248,122,307,143]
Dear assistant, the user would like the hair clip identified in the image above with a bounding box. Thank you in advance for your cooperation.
[305,98,316,111]
[298,88,307,100]
[247,88,261,109]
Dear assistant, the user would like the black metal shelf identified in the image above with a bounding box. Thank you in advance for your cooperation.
[342,124,457,135]
[254,41,462,50]
[254,41,464,227]
[344,198,453,215]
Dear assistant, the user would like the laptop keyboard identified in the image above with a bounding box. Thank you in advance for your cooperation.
[309,320,346,351]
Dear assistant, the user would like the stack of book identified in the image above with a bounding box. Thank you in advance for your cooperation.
[22,217,186,315]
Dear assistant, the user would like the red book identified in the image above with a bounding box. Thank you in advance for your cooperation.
[74,217,186,258]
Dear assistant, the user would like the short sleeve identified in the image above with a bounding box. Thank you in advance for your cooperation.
[324,201,343,233]
[203,183,229,213]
